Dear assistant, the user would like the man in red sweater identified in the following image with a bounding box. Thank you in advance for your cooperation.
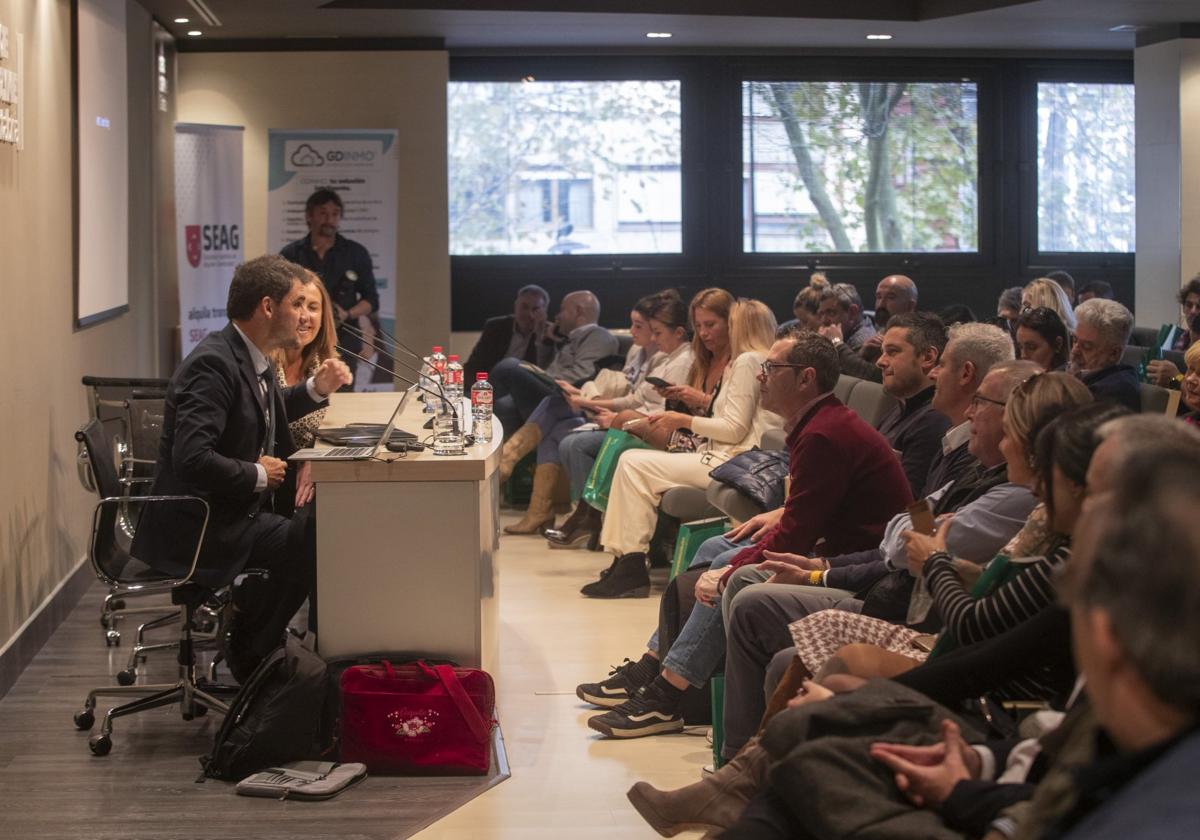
[582,331,912,738]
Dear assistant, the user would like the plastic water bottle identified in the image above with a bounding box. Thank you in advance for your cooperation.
[445,354,465,403]
[427,346,448,412]
[471,373,494,443]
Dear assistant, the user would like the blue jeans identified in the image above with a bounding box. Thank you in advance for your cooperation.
[647,533,753,687]
[529,395,584,464]
[490,357,559,434]
[559,429,607,501]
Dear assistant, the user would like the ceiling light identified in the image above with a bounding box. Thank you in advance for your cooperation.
[187,30,202,37]
[1109,25,1139,33]
[174,17,189,23]
[646,32,673,39]
[866,34,893,40]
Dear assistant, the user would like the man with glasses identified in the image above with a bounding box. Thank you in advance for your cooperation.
[580,331,911,739]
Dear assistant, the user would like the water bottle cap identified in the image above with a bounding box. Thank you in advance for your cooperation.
[448,354,460,361]
[476,372,488,380]
[432,346,443,353]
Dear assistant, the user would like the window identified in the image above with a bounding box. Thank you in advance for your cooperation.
[448,79,682,255]
[742,80,979,253]
[1036,82,1135,253]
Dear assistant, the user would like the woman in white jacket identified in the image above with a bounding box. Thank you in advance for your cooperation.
[582,298,783,599]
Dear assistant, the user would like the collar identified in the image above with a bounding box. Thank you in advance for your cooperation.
[897,384,936,415]
[942,420,972,454]
[303,232,344,253]
[232,323,271,377]
[787,392,836,434]
[568,323,596,340]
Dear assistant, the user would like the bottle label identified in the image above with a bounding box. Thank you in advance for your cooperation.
[472,391,493,407]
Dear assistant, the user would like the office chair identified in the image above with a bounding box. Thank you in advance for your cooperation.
[72,419,234,756]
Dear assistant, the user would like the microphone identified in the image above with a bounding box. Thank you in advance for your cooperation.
[337,345,458,420]
[340,320,425,367]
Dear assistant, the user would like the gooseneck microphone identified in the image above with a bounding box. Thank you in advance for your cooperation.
[340,320,425,367]
[336,345,458,420]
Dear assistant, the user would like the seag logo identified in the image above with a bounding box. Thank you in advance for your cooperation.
[184,223,240,268]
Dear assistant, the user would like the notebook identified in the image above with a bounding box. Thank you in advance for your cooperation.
[289,389,410,461]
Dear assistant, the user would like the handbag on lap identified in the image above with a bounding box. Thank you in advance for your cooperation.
[339,660,496,775]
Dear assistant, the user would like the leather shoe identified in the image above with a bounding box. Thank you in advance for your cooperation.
[581,553,649,598]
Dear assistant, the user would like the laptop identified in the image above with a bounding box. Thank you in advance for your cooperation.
[289,389,412,461]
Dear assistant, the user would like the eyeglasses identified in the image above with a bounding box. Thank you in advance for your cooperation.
[760,361,808,376]
[969,393,1007,410]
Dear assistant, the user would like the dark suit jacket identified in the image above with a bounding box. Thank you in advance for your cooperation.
[463,315,538,382]
[131,323,322,587]
[1081,363,1141,413]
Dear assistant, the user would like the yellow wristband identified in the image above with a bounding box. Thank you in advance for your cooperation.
[808,569,824,586]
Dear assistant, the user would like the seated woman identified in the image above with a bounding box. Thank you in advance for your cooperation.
[1180,340,1200,424]
[581,297,782,601]
[496,290,674,535]
[545,292,695,548]
[1015,306,1071,372]
[1022,276,1076,333]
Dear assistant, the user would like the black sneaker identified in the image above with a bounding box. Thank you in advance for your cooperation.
[587,681,685,738]
[576,654,660,708]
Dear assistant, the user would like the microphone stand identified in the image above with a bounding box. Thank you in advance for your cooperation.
[336,342,459,422]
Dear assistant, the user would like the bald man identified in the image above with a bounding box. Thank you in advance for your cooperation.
[822,274,919,382]
[489,289,618,435]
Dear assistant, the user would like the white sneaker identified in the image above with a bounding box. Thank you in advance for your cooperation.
[705,727,714,746]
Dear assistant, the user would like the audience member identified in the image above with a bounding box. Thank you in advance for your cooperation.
[1181,342,1200,423]
[1015,306,1071,371]
[580,299,780,599]
[816,283,876,352]
[996,286,1024,330]
[546,293,694,548]
[280,188,377,355]
[822,274,918,382]
[1076,279,1114,303]
[462,284,549,383]
[778,274,828,333]
[717,353,1033,760]
[489,290,617,435]
[579,331,910,737]
[131,256,352,681]
[1144,274,1200,386]
[875,312,952,496]
[1024,277,1076,332]
[1070,297,1139,412]
[1045,269,1076,305]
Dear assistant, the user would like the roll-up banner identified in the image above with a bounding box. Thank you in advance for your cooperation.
[266,129,399,323]
[175,123,244,358]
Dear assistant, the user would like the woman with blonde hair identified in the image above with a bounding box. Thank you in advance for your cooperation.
[582,298,783,599]
[1023,277,1076,332]
[270,272,340,449]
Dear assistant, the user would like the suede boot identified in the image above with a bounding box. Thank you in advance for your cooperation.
[626,738,769,837]
[498,422,541,483]
[503,463,559,534]
[545,501,602,550]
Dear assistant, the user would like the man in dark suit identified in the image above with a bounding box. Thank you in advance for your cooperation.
[132,255,352,679]
[462,284,549,383]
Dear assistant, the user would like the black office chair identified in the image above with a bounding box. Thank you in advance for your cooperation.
[72,419,234,756]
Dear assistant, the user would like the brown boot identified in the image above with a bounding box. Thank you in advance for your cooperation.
[498,423,541,483]
[626,738,770,836]
[504,463,560,534]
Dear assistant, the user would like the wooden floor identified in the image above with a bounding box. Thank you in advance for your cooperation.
[0,512,707,838]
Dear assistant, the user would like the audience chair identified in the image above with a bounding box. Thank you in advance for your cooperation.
[1121,345,1148,368]
[844,377,900,427]
[72,419,233,756]
[833,374,858,404]
[1139,382,1179,416]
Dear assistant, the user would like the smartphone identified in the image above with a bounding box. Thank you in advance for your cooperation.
[911,634,937,653]
[907,499,936,536]
[645,376,672,388]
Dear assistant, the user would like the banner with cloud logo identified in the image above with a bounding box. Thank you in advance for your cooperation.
[267,129,398,324]
[175,123,244,358]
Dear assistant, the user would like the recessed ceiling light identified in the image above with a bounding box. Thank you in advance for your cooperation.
[187,30,202,37]
[866,34,893,41]
[174,17,189,23]
[646,32,673,39]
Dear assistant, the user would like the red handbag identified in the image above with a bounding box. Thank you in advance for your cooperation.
[339,660,496,775]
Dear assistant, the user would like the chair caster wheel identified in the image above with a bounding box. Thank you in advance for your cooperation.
[105,630,121,647]
[116,669,137,686]
[89,734,112,756]
[74,710,95,730]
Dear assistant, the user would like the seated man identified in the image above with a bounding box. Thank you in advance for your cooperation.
[579,332,912,737]
[875,312,952,496]
[489,290,618,435]
[132,255,352,680]
[815,282,876,355]
[822,274,918,382]
[1070,297,1139,412]
[719,357,1039,759]
[462,283,549,383]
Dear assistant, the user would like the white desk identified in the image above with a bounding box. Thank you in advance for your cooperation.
[307,391,501,670]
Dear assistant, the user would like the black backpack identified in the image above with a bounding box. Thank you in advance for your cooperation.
[201,635,329,781]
